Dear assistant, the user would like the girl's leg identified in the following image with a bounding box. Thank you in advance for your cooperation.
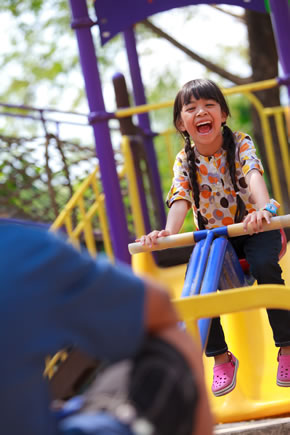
[231,230,290,348]
[205,317,228,358]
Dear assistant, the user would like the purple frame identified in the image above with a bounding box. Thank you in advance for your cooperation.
[269,0,290,98]
[69,0,131,263]
[95,0,267,46]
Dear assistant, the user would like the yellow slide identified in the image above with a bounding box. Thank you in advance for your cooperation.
[131,242,290,423]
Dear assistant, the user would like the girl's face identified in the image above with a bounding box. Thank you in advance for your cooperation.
[177,97,227,154]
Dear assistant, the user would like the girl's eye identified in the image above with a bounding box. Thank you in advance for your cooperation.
[206,103,214,107]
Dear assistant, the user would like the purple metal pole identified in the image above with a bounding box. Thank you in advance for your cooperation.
[123,27,167,228]
[269,0,290,99]
[69,0,130,263]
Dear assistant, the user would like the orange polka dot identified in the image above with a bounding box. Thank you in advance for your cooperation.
[216,210,223,217]
[248,208,256,214]
[220,166,226,174]
[222,217,234,226]
[180,181,189,189]
[204,203,209,208]
[216,159,221,168]
[229,205,237,214]
[240,143,249,153]
[208,176,219,183]
[199,164,208,175]
[179,191,186,197]
[206,213,211,218]
[201,190,211,199]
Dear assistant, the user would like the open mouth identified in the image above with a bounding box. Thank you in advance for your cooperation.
[196,121,212,134]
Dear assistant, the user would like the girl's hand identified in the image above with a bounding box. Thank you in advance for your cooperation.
[243,209,272,233]
[136,229,172,248]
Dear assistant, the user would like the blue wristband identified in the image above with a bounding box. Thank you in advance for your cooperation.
[262,199,280,216]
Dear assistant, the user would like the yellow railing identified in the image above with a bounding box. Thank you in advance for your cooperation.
[240,93,289,214]
[174,284,290,343]
[121,136,146,238]
[114,78,280,118]
[264,106,290,196]
[50,166,113,260]
[50,137,143,259]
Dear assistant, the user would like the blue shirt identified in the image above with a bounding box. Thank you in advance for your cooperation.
[0,221,145,435]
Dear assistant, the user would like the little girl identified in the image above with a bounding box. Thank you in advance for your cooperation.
[139,78,290,397]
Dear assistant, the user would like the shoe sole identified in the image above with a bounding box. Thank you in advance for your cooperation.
[276,379,290,387]
[212,359,239,397]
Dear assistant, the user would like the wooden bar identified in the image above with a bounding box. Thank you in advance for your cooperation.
[128,215,290,255]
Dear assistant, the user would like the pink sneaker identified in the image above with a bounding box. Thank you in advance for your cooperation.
[212,351,239,397]
[277,349,290,387]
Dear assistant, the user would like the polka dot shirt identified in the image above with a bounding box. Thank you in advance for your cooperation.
[166,131,264,229]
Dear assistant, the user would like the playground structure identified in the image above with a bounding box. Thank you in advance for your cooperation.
[128,216,290,422]
[49,0,290,425]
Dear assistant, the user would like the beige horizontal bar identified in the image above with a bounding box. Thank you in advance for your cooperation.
[128,214,290,255]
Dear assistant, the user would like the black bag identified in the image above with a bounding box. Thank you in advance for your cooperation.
[79,336,199,435]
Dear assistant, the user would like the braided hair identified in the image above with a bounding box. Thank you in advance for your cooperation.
[173,79,246,229]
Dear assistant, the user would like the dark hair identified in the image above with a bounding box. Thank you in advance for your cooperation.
[173,79,246,229]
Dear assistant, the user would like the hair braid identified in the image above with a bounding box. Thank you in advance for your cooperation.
[222,124,247,223]
[184,132,207,230]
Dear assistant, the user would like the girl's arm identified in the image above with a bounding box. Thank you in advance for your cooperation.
[165,199,190,233]
[137,199,189,248]
[243,169,272,232]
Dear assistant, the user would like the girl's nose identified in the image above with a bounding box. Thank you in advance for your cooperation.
[196,106,207,116]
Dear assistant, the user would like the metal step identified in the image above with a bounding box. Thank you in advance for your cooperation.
[214,416,290,434]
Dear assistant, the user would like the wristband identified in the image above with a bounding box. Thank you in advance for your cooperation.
[261,198,280,216]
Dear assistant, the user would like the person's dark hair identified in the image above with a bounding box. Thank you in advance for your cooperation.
[173,78,246,229]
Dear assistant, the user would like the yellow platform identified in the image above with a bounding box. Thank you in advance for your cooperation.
[132,242,290,423]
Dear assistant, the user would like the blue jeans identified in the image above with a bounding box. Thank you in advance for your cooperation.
[205,230,290,357]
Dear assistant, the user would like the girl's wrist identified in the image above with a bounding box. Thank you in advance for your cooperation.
[260,199,280,216]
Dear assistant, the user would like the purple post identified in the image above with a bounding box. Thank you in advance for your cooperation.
[269,0,290,99]
[123,27,167,228]
[69,0,130,264]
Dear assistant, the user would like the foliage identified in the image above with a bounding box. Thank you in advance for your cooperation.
[227,95,253,137]
[0,0,122,110]
[0,132,97,222]
[0,1,74,105]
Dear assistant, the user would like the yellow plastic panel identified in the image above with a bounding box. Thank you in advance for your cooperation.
[204,308,290,423]
[207,244,290,423]
[131,251,187,299]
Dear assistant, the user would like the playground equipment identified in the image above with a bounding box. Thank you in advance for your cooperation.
[51,0,290,425]
[128,216,290,422]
